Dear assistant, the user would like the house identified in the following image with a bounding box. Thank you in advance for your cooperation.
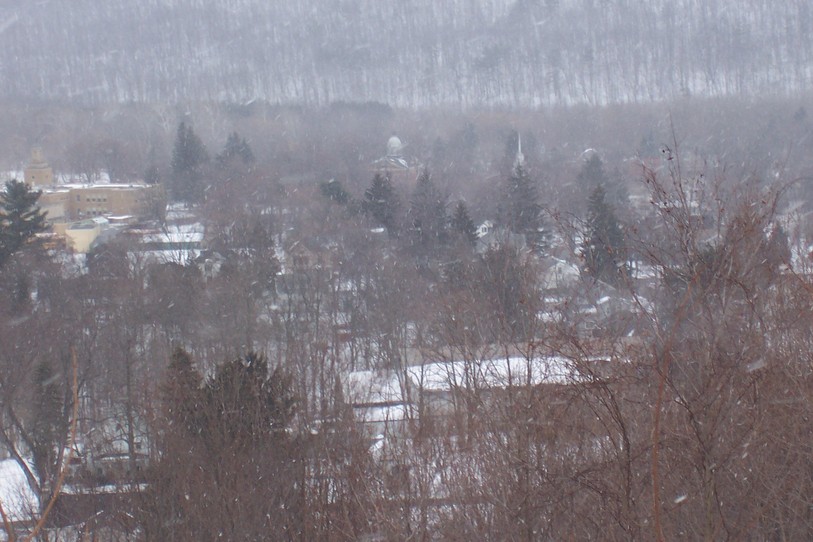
[344,355,581,441]
[130,223,204,265]
[344,370,415,439]
[475,223,527,254]
[541,258,581,292]
[405,356,575,417]
[476,220,494,238]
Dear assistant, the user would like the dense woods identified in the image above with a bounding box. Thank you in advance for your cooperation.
[0,0,811,107]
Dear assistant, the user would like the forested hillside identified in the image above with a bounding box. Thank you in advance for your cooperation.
[0,0,810,106]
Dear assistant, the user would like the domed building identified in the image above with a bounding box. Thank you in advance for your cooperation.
[371,134,420,184]
[386,135,404,158]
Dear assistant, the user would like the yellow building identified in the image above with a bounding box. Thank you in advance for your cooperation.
[65,184,152,219]
[22,147,164,226]
[38,189,71,223]
[63,218,108,253]
[24,148,54,187]
[39,183,161,223]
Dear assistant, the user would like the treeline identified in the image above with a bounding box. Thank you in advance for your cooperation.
[0,0,811,106]
[4,96,813,220]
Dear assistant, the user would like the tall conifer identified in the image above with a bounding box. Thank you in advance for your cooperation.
[0,179,47,267]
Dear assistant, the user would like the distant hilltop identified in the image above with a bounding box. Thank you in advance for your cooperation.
[0,0,811,108]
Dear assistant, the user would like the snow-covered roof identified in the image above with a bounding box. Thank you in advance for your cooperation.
[541,259,580,290]
[406,356,575,392]
[347,356,577,408]
[357,404,411,424]
[142,230,204,244]
[67,218,106,231]
[139,223,204,244]
[346,370,408,406]
[58,183,147,190]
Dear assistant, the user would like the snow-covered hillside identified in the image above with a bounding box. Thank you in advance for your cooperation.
[0,0,810,107]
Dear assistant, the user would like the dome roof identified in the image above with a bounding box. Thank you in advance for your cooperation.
[386,135,403,157]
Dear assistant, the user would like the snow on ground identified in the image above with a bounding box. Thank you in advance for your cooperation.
[0,459,37,523]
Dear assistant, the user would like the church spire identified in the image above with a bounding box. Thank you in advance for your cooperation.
[514,132,525,168]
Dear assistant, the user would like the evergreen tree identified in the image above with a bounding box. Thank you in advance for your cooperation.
[170,121,208,203]
[409,169,448,255]
[448,122,480,175]
[362,173,400,235]
[478,244,537,342]
[320,178,351,205]
[202,352,295,448]
[501,129,542,175]
[0,179,47,268]
[501,163,545,251]
[162,347,203,434]
[144,164,161,185]
[148,350,299,539]
[577,154,608,188]
[450,200,477,247]
[216,131,255,167]
[578,153,628,205]
[763,223,791,276]
[500,129,521,177]
[227,209,280,297]
[430,136,448,172]
[30,360,65,495]
[583,183,627,285]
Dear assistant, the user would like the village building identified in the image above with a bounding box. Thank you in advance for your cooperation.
[23,147,54,187]
[22,148,161,224]
[345,354,580,441]
[371,134,420,185]
[40,183,157,223]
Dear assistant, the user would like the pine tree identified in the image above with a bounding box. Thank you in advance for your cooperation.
[478,244,537,342]
[501,164,544,251]
[216,131,255,167]
[170,122,208,203]
[578,153,627,205]
[144,164,161,185]
[30,360,64,494]
[0,179,47,268]
[320,178,351,205]
[583,183,627,285]
[363,173,400,235]
[163,347,203,434]
[450,200,477,247]
[409,169,448,256]
[500,130,522,177]
[577,154,608,188]
[149,350,299,539]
